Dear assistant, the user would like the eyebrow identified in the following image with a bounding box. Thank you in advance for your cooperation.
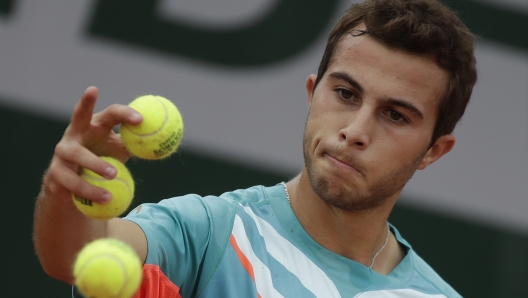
[380,97,424,119]
[328,72,364,95]
[328,71,424,119]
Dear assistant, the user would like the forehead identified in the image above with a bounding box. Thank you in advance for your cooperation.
[328,32,449,117]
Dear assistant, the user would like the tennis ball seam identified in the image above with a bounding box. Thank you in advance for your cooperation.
[74,238,142,298]
[120,95,183,160]
[121,97,169,137]
[76,253,130,298]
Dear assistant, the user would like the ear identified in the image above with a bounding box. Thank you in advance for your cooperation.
[417,134,456,170]
[305,74,317,107]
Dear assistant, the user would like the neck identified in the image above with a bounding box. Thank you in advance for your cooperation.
[285,169,404,273]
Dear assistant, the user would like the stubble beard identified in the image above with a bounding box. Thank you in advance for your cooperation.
[303,124,426,212]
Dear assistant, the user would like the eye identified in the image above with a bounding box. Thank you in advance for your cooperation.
[386,110,407,123]
[335,88,358,103]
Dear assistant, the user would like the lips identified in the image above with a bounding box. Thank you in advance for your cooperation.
[325,152,364,175]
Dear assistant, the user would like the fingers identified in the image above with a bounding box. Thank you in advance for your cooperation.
[54,142,116,204]
[44,86,139,206]
[70,87,143,134]
[46,157,111,204]
[63,86,139,165]
[92,104,143,131]
[70,86,99,133]
[55,141,117,179]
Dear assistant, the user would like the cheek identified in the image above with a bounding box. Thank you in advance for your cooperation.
[303,114,317,147]
[375,134,429,163]
[303,111,327,154]
[393,141,430,168]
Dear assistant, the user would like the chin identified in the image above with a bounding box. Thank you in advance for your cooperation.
[320,187,387,212]
[308,170,386,212]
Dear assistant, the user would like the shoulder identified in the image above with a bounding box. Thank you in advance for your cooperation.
[125,185,275,226]
[156,184,273,205]
[120,185,278,296]
[217,184,276,206]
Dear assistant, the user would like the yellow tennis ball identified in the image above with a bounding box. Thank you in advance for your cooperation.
[73,238,143,298]
[120,95,184,160]
[72,156,134,220]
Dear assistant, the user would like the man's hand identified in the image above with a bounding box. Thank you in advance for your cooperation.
[34,86,146,283]
[45,86,143,205]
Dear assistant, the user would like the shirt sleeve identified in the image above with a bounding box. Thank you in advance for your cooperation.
[124,194,212,297]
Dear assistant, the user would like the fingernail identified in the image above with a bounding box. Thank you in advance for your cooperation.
[101,192,111,203]
[130,112,143,122]
[104,167,116,178]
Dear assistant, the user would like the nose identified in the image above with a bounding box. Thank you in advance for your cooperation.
[338,107,373,149]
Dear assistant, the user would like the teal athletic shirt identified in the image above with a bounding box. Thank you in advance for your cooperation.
[74,184,461,297]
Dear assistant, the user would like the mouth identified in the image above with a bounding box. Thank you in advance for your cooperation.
[325,153,364,175]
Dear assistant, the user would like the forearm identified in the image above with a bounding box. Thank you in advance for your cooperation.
[33,182,108,284]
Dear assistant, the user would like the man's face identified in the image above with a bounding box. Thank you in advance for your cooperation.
[303,32,450,212]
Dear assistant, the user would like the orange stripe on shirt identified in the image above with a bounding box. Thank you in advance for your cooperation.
[133,264,182,298]
[229,234,262,298]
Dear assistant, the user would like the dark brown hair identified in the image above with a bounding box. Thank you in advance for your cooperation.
[314,0,477,145]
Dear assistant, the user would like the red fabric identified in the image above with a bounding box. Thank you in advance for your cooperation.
[133,264,182,298]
